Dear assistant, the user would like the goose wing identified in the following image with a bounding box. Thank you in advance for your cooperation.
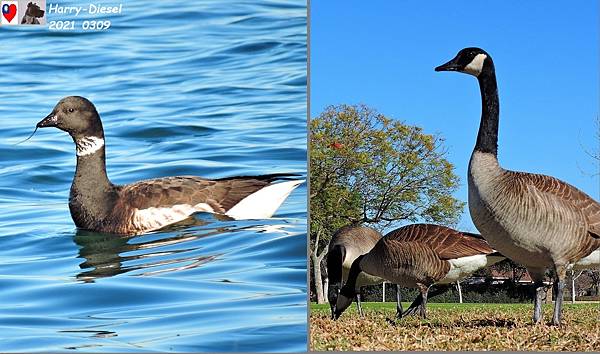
[510,171,600,240]
[384,224,495,260]
[117,173,300,215]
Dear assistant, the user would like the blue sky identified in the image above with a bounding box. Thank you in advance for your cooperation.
[310,1,599,232]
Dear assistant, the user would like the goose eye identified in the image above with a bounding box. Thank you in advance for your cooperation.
[68,108,75,113]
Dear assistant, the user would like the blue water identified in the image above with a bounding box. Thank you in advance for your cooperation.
[0,0,307,352]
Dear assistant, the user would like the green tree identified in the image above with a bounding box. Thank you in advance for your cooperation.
[310,104,465,303]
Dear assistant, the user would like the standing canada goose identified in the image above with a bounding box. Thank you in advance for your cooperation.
[327,225,403,318]
[435,47,600,325]
[334,224,504,319]
[35,96,304,235]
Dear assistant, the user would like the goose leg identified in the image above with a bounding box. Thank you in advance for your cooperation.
[552,266,567,326]
[395,284,403,319]
[530,269,546,324]
[402,284,449,317]
[533,283,545,323]
[402,293,423,317]
[418,284,429,319]
[355,293,364,317]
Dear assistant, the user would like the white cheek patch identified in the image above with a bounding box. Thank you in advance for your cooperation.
[464,53,487,76]
[76,136,105,156]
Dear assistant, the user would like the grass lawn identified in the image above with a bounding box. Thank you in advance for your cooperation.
[310,302,600,351]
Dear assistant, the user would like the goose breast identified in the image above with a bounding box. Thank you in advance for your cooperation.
[469,151,598,268]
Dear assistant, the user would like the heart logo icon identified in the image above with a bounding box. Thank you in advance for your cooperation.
[2,3,17,23]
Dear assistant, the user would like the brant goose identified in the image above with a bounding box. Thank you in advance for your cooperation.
[36,96,304,235]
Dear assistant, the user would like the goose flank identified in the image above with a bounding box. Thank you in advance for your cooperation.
[436,47,600,325]
[36,96,304,235]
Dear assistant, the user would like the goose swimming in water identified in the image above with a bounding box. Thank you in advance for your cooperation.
[36,96,304,235]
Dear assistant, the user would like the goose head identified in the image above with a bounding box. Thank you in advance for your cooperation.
[435,47,492,77]
[333,285,354,320]
[37,96,104,140]
[327,284,341,319]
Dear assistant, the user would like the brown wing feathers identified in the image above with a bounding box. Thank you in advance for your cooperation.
[384,224,495,260]
[119,173,299,212]
[512,171,600,241]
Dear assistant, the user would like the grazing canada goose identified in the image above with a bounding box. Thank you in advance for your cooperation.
[327,225,403,318]
[334,224,504,319]
[435,47,600,325]
[35,96,303,235]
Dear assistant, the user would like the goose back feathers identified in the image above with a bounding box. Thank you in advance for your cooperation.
[327,225,383,288]
[361,224,498,286]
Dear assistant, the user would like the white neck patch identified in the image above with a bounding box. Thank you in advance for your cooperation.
[76,136,105,157]
[464,53,487,76]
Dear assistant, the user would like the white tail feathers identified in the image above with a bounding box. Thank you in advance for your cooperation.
[226,179,304,219]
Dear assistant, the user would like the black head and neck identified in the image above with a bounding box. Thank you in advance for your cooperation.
[37,96,116,228]
[326,244,346,318]
[435,47,499,157]
[333,254,364,320]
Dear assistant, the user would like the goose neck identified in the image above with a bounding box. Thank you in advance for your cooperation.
[344,255,365,293]
[73,137,111,190]
[474,68,499,156]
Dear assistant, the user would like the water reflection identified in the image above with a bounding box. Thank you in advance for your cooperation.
[72,214,238,282]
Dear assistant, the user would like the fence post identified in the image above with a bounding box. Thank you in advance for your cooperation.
[382,282,386,302]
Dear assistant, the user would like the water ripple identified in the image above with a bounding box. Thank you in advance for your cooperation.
[0,0,307,351]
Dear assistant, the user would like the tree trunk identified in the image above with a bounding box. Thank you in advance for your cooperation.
[546,282,553,304]
[570,270,584,304]
[571,273,576,304]
[323,276,329,302]
[310,227,328,304]
[456,281,463,304]
[311,253,326,304]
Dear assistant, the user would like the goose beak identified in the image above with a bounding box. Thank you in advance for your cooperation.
[435,58,460,72]
[37,112,57,128]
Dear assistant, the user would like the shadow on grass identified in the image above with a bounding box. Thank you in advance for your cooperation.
[382,315,519,329]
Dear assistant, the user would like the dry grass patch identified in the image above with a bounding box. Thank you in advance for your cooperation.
[310,302,600,351]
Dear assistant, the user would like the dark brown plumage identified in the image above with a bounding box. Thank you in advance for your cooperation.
[37,96,303,235]
[385,223,495,260]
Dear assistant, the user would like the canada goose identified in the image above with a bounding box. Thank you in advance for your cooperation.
[435,47,600,325]
[327,225,403,318]
[35,96,303,234]
[334,224,504,319]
